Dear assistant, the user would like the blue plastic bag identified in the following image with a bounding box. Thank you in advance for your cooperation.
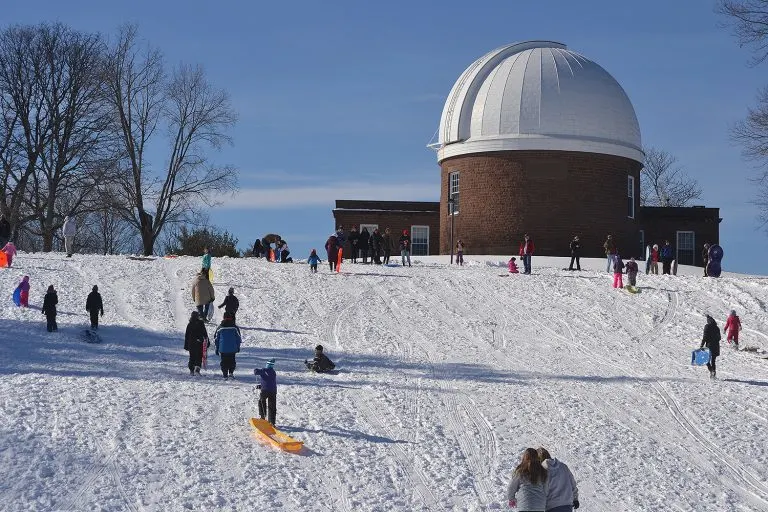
[691,348,710,366]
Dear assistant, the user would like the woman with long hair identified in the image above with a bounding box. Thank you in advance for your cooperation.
[507,447,548,511]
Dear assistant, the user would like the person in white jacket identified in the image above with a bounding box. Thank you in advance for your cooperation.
[62,216,76,257]
[537,447,579,512]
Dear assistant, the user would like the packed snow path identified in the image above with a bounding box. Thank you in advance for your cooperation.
[1,253,767,511]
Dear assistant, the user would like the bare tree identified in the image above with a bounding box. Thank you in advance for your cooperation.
[104,25,237,256]
[640,147,702,207]
[718,1,768,64]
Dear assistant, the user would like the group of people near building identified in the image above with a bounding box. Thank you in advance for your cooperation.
[320,225,413,270]
[252,235,292,263]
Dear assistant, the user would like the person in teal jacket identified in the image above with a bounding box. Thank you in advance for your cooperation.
[201,247,212,280]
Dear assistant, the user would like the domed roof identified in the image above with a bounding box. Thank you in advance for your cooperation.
[437,41,642,163]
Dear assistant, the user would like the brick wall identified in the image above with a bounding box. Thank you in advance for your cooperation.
[439,151,642,258]
[640,207,721,267]
[332,210,440,256]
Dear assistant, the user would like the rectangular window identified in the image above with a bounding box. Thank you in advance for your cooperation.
[411,225,429,256]
[627,175,635,219]
[676,231,695,266]
[449,171,460,215]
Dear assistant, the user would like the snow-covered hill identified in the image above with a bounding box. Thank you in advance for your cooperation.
[1,253,767,511]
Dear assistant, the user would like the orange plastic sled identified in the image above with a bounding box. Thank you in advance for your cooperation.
[0,252,6,267]
[249,418,303,452]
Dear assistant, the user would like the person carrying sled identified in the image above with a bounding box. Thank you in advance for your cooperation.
[218,287,239,323]
[305,344,335,373]
[625,256,639,288]
[85,285,104,329]
[519,234,534,274]
[214,312,242,379]
[325,234,339,271]
[14,276,30,307]
[42,285,58,332]
[507,447,548,511]
[2,241,17,267]
[568,236,581,271]
[508,256,519,274]
[308,249,321,273]
[184,311,209,375]
[612,253,625,289]
[724,309,742,349]
[192,270,215,320]
[399,229,411,267]
[254,359,278,425]
[201,247,212,280]
[537,447,580,512]
[700,315,721,379]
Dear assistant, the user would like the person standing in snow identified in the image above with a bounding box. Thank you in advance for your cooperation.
[568,236,581,271]
[603,234,616,273]
[201,247,212,280]
[254,359,278,425]
[184,311,209,375]
[335,226,346,255]
[399,229,412,267]
[348,226,359,263]
[702,243,711,277]
[700,315,721,379]
[382,228,393,265]
[280,240,292,262]
[625,257,639,288]
[644,244,652,275]
[218,287,239,323]
[304,344,335,373]
[724,310,742,349]
[86,285,104,329]
[42,285,58,332]
[274,240,283,264]
[507,447,548,511]
[214,312,242,379]
[2,241,17,267]
[0,213,10,248]
[325,234,339,271]
[14,276,30,307]
[371,228,383,265]
[537,447,579,512]
[62,215,76,257]
[660,240,674,275]
[519,234,535,274]
[612,253,625,288]
[650,244,660,275]
[252,239,263,258]
[192,270,215,320]
[456,239,465,266]
[307,249,321,273]
[358,227,370,264]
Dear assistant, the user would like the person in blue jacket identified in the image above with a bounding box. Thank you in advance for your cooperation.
[660,240,674,275]
[307,249,321,273]
[254,359,278,425]
[214,312,242,378]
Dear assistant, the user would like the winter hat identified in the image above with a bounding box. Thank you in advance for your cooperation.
[92,285,98,292]
[315,344,324,352]
[228,287,234,295]
[22,275,29,282]
[190,311,199,319]
[403,229,408,235]
[265,358,275,369]
[653,244,659,250]
[731,309,736,316]
[47,285,54,292]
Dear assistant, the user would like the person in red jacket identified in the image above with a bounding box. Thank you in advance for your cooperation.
[519,234,535,274]
[724,310,742,349]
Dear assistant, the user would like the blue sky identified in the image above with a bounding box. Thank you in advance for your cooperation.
[6,1,768,273]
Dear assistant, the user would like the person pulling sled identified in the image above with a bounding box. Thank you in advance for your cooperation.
[184,311,209,375]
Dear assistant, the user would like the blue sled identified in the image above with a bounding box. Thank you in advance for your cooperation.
[12,287,21,306]
[691,348,710,366]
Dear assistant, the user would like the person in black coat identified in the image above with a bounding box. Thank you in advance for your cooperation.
[184,311,209,375]
[568,236,581,271]
[305,344,335,373]
[371,228,383,265]
[700,315,721,379]
[42,285,58,332]
[0,214,10,248]
[252,239,263,258]
[218,287,239,323]
[358,227,371,264]
[85,285,104,329]
[348,226,359,263]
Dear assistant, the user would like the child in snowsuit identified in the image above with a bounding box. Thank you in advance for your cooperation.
[201,247,212,280]
[214,312,242,378]
[456,240,464,266]
[305,344,335,372]
[218,287,239,323]
[612,254,625,288]
[625,257,639,287]
[700,315,721,379]
[14,276,30,307]
[86,285,104,329]
[2,241,17,267]
[42,285,58,332]
[724,310,742,349]
[184,311,209,375]
[308,249,321,273]
[254,359,278,425]
[508,257,519,274]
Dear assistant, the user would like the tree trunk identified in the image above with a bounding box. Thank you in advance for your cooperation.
[42,228,54,252]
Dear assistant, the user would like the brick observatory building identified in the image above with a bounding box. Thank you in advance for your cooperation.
[436,40,646,258]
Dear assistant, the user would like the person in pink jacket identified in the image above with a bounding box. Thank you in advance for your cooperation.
[2,241,17,267]
[508,257,520,274]
[16,275,30,307]
[724,310,742,349]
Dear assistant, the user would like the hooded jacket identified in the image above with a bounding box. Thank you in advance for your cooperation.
[191,275,215,306]
[62,217,76,236]
[86,290,104,314]
[184,316,209,351]
[214,318,241,354]
[254,367,277,392]
[541,458,579,509]
[724,314,741,336]
[42,289,58,316]
[701,316,721,356]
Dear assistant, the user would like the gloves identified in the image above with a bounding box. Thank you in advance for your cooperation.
[508,499,516,508]
[573,500,580,509]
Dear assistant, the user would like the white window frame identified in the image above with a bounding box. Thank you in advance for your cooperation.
[676,231,695,266]
[627,175,635,219]
[449,171,460,216]
[411,225,430,256]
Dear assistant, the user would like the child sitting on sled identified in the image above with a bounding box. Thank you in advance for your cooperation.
[625,256,639,288]
[508,257,519,274]
[305,344,335,372]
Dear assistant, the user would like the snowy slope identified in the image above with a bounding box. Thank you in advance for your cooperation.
[0,252,767,512]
